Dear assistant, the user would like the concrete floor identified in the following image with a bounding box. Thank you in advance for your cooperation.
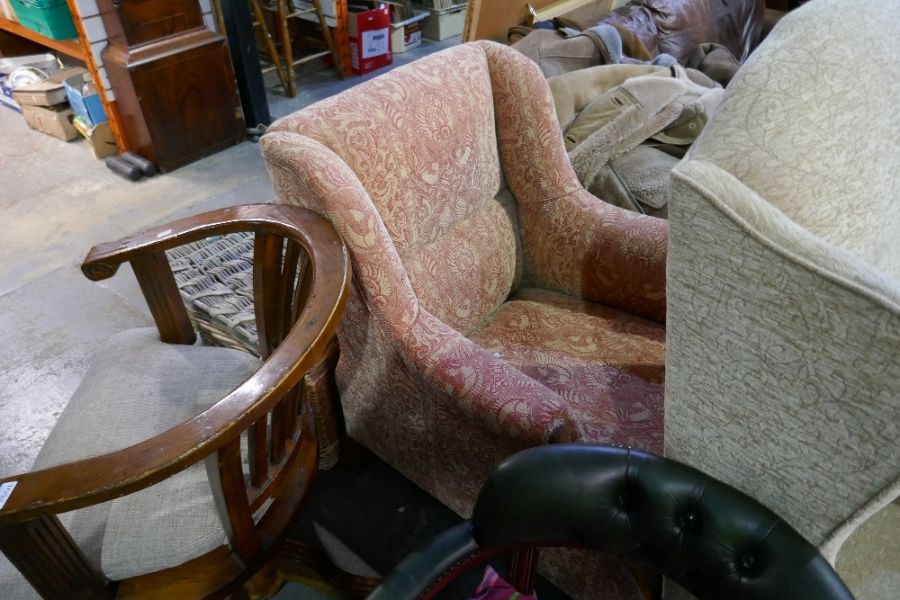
[0,34,458,480]
[0,36,462,598]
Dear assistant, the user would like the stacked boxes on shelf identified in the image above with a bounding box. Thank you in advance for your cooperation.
[13,65,84,141]
[13,67,84,142]
[413,0,466,41]
[8,0,77,40]
[0,53,57,111]
[390,8,427,53]
[63,70,115,157]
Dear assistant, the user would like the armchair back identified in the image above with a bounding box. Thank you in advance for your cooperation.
[266,43,519,335]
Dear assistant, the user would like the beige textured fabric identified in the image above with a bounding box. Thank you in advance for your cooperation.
[687,0,900,281]
[0,328,259,595]
[835,500,900,599]
[549,63,672,131]
[665,1,900,598]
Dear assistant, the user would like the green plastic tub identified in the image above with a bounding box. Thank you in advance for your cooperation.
[9,0,78,41]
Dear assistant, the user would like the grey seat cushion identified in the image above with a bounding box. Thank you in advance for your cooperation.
[0,328,259,595]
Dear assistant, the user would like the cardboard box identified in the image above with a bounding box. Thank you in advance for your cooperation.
[349,5,392,75]
[63,72,107,126]
[72,115,117,158]
[13,66,85,107]
[390,9,428,53]
[422,4,466,41]
[21,102,78,141]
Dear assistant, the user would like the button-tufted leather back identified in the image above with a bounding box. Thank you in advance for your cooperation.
[370,444,852,599]
[472,445,852,599]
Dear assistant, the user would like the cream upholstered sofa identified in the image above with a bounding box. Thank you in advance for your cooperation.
[665,0,899,597]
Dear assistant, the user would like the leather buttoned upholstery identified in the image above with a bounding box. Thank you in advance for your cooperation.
[370,445,852,600]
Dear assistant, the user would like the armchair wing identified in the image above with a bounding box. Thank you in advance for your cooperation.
[479,42,668,323]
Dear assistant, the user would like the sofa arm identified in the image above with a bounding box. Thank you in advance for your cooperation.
[399,310,579,446]
[519,188,668,324]
[666,161,900,551]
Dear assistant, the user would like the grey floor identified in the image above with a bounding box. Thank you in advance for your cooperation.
[0,36,460,598]
[0,33,458,480]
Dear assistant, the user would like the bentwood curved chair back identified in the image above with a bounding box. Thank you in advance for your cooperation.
[0,204,350,598]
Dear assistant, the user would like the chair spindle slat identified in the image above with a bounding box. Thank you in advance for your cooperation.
[248,416,269,488]
[293,252,314,330]
[253,233,286,359]
[0,514,110,598]
[280,241,301,333]
[206,437,262,562]
[270,402,287,465]
[285,384,301,440]
[132,252,196,345]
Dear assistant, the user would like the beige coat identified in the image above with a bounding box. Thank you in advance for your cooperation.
[549,64,722,216]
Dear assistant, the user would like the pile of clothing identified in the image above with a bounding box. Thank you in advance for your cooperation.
[512,0,767,217]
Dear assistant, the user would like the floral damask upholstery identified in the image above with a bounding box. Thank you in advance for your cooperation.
[261,41,667,598]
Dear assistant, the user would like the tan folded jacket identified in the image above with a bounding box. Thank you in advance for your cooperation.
[549,64,722,217]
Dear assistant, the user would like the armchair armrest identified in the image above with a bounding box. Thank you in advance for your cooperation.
[519,189,668,323]
[397,310,578,446]
[82,204,318,275]
[83,203,344,346]
[477,42,667,323]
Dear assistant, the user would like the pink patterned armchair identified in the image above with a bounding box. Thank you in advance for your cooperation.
[261,41,666,595]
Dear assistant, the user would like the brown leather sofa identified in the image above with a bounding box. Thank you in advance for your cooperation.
[567,0,765,65]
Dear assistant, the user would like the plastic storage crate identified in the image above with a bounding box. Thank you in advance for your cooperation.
[421,4,466,41]
[9,0,78,41]
[0,53,58,112]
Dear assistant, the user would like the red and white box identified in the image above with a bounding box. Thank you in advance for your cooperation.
[349,4,392,75]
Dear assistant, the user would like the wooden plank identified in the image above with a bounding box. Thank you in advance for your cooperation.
[531,0,605,22]
[334,0,351,76]
[248,416,270,488]
[0,16,84,60]
[205,438,262,562]
[131,252,197,345]
[463,0,612,42]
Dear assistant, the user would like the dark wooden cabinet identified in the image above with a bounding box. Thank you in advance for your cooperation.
[99,0,244,172]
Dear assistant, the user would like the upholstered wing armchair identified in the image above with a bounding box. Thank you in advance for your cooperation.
[261,41,667,597]
[666,0,900,597]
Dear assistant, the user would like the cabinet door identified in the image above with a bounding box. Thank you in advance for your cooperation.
[103,0,204,47]
[130,39,244,171]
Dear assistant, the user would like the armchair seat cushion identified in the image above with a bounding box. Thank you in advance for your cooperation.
[7,328,259,589]
[467,288,664,452]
